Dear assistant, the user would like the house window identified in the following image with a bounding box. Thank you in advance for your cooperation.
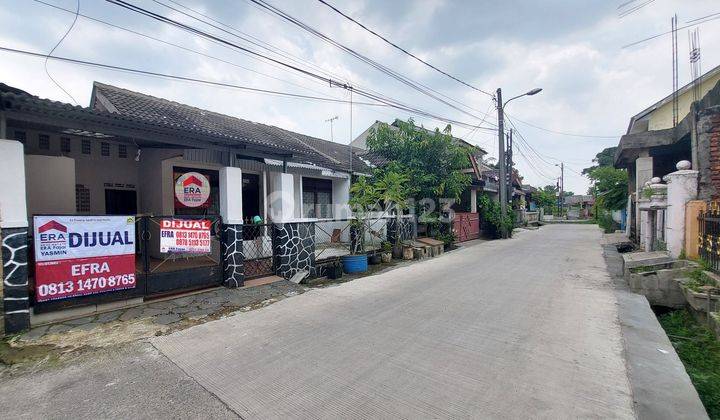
[75,184,91,213]
[118,144,127,158]
[39,134,50,150]
[101,142,110,156]
[14,131,26,144]
[302,177,333,218]
[61,137,71,153]
[82,139,91,154]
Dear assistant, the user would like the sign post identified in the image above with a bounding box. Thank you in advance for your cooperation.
[34,215,136,302]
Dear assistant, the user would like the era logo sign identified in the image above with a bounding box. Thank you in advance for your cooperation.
[175,172,210,208]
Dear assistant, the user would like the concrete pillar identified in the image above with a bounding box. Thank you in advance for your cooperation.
[219,167,244,288]
[268,172,295,222]
[219,167,243,225]
[0,140,30,334]
[635,156,653,243]
[332,176,350,219]
[663,161,699,258]
[625,195,632,238]
[470,189,477,214]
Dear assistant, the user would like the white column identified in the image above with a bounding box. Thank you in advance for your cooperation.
[635,156,653,243]
[663,161,699,258]
[219,167,243,224]
[470,189,477,213]
[332,176,350,219]
[0,140,28,228]
[268,172,295,222]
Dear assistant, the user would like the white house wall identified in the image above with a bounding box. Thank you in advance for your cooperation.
[11,127,139,216]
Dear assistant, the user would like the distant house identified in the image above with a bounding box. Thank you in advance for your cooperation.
[564,195,595,219]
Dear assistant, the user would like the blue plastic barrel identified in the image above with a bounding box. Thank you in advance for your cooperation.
[341,254,368,273]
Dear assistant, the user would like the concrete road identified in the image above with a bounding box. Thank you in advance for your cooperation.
[153,225,636,418]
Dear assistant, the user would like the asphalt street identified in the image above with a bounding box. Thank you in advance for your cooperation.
[154,225,635,418]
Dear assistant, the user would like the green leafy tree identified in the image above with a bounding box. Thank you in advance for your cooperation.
[372,166,411,247]
[587,166,628,211]
[582,147,617,175]
[366,119,472,208]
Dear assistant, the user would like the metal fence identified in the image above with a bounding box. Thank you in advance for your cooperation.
[699,209,720,271]
[242,224,274,279]
[314,215,390,261]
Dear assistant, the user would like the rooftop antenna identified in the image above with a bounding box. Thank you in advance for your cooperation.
[671,14,679,127]
[689,28,702,103]
[325,115,339,142]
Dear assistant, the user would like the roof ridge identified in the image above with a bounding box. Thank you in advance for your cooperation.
[93,81,353,150]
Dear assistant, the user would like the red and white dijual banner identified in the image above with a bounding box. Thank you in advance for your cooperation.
[160,219,212,254]
[34,215,136,302]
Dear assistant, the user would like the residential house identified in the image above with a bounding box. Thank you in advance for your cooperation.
[614,64,720,253]
[564,195,595,219]
[0,81,398,334]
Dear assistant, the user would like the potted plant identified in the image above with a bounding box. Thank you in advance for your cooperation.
[341,177,375,274]
[326,261,343,280]
[374,168,411,260]
[369,251,382,265]
[380,241,392,263]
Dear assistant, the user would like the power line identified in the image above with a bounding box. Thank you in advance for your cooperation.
[244,0,494,123]
[0,46,497,132]
[618,0,656,19]
[504,111,619,139]
[0,46,377,104]
[103,0,498,130]
[314,0,493,97]
[623,12,720,49]
[157,0,481,125]
[32,0,351,102]
[44,0,80,105]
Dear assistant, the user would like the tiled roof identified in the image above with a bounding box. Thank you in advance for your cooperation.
[91,82,370,173]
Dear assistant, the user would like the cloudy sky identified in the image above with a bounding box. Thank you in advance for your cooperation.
[2,0,719,194]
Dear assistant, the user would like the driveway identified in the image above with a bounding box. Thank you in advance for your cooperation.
[153,225,635,418]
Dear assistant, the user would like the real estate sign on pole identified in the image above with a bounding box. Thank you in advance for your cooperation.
[159,219,212,254]
[33,215,136,302]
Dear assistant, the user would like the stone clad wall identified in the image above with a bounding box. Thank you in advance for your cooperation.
[1,227,30,334]
[222,224,244,288]
[272,222,316,279]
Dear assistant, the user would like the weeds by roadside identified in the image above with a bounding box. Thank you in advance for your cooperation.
[659,309,720,418]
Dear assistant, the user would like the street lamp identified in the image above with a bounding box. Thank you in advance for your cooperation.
[496,87,542,238]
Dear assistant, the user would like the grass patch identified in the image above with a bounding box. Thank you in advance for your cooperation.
[685,269,716,293]
[658,309,720,418]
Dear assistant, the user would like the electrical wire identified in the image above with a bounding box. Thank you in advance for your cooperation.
[314,0,493,97]
[623,12,720,49]
[244,0,494,123]
[504,111,618,139]
[103,0,498,131]
[44,0,80,104]
[0,46,498,131]
[618,0,655,18]
[32,0,353,102]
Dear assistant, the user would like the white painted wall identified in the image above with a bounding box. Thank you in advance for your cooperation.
[220,167,243,224]
[664,167,699,258]
[0,140,28,228]
[11,127,139,215]
[25,155,76,218]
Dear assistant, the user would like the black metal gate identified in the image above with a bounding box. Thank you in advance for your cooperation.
[699,209,720,271]
[242,223,274,279]
[138,215,223,296]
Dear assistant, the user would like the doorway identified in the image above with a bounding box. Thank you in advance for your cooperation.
[105,189,137,215]
[242,173,261,223]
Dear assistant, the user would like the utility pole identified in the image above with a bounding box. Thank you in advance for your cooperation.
[559,162,564,218]
[496,86,543,237]
[496,88,507,238]
[325,115,339,142]
[507,129,513,204]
